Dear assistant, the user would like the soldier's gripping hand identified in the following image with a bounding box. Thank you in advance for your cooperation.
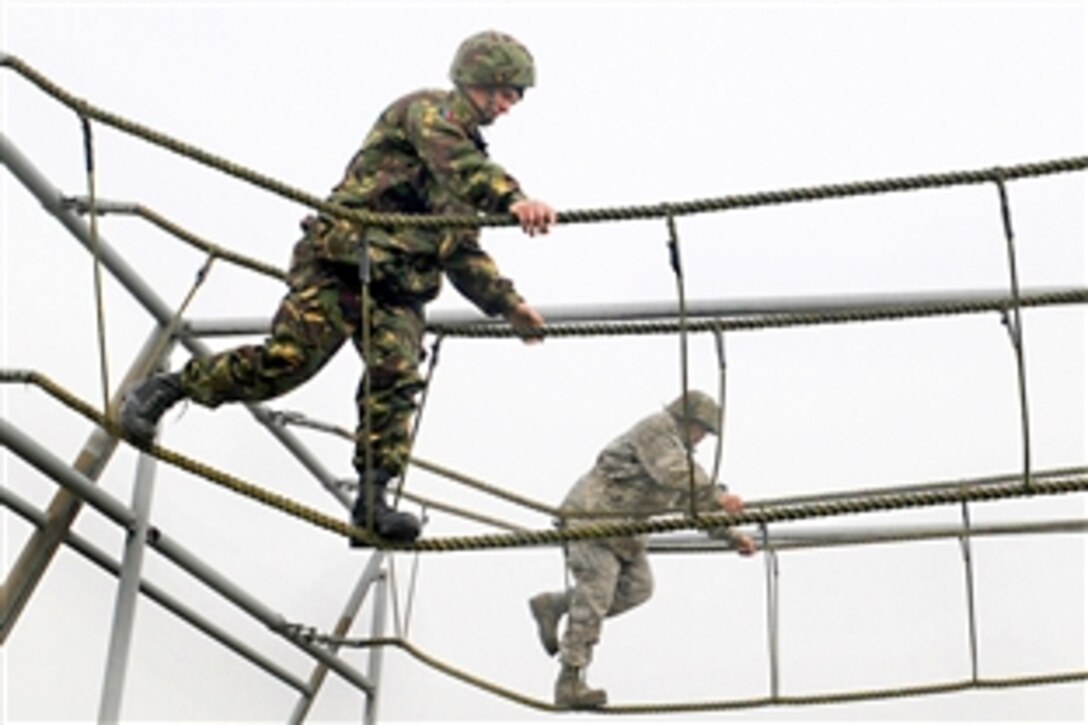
[718,492,745,514]
[715,493,756,556]
[731,531,758,557]
[510,199,557,237]
[506,301,545,345]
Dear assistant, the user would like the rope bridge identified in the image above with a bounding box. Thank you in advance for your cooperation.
[3,52,1086,716]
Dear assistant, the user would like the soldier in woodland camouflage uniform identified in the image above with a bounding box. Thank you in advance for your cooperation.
[528,391,757,709]
[119,30,556,544]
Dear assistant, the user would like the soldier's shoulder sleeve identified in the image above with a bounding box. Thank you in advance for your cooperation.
[441,232,523,316]
[404,93,524,212]
[631,413,713,492]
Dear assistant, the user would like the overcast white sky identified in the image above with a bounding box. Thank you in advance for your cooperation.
[2,1,1086,723]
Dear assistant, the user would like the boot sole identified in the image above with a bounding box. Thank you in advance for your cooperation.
[529,596,560,656]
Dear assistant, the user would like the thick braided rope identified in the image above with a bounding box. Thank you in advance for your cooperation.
[278,633,1086,714]
[0,369,383,546]
[3,54,1085,230]
[61,198,288,281]
[134,205,287,281]
[427,288,1088,339]
[409,456,560,516]
[276,406,1088,526]
[0,54,491,230]
[603,670,1088,714]
[271,409,562,516]
[3,369,1087,553]
[412,474,1088,553]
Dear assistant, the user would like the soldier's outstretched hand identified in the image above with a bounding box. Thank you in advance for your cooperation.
[506,301,545,344]
[731,532,758,557]
[718,492,745,514]
[510,199,557,237]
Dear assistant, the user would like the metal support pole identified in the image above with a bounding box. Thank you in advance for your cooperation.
[1,134,343,498]
[759,524,781,699]
[0,328,172,642]
[2,482,309,693]
[152,530,375,696]
[1,132,183,642]
[649,516,1088,553]
[1,417,374,697]
[1,419,137,529]
[98,452,158,724]
[364,572,389,725]
[289,551,386,724]
[0,132,345,643]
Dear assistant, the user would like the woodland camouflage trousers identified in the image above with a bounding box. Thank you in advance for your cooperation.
[180,254,426,478]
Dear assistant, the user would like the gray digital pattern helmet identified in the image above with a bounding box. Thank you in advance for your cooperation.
[666,390,721,435]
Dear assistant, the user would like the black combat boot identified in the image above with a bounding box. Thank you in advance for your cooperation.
[119,371,185,445]
[350,469,421,546]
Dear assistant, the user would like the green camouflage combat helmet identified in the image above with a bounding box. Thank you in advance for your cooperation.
[666,391,722,435]
[449,30,536,89]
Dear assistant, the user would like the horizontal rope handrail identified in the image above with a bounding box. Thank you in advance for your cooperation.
[6,50,1086,722]
[62,197,288,281]
[4,54,1085,231]
[3,368,1086,553]
[269,406,1088,524]
[269,408,561,517]
[328,478,528,533]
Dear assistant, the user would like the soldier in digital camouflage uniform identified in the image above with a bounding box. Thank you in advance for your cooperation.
[119,30,556,544]
[528,390,757,708]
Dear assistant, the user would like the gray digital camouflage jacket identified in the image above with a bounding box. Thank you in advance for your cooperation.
[561,410,723,558]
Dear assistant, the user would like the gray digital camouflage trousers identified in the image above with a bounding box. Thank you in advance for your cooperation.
[559,539,654,668]
[180,250,425,477]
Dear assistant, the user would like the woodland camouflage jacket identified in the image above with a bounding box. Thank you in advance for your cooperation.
[301,88,527,315]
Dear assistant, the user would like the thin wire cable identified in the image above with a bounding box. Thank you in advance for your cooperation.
[151,253,217,367]
[958,501,980,682]
[664,209,698,516]
[269,408,558,522]
[358,255,377,533]
[389,336,445,635]
[407,456,559,517]
[993,175,1033,489]
[386,554,404,639]
[711,324,727,484]
[402,513,425,639]
[79,116,111,415]
[392,334,444,507]
[325,470,528,532]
